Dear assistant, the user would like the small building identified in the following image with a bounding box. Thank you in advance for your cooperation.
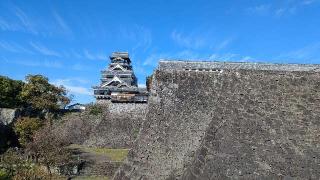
[67,103,86,111]
[93,52,148,103]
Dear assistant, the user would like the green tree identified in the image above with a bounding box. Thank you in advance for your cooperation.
[0,76,24,108]
[0,148,26,178]
[14,117,42,147]
[0,148,60,179]
[20,75,71,113]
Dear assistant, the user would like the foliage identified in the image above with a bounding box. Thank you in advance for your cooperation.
[0,76,24,108]
[14,117,42,147]
[0,148,66,179]
[26,124,74,175]
[0,148,27,178]
[0,74,72,112]
[0,168,11,180]
[88,105,103,115]
[20,74,71,112]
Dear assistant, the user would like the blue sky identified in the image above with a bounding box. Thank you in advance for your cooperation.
[1,0,320,103]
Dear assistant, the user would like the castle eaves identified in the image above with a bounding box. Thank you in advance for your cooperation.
[158,60,320,72]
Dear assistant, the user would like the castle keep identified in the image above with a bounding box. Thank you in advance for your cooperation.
[93,52,148,103]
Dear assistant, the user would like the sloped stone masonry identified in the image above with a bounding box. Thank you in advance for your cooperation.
[114,61,320,180]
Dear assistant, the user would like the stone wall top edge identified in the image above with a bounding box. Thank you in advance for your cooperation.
[158,60,320,72]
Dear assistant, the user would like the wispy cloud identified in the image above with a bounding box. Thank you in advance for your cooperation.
[276,43,320,63]
[72,64,86,71]
[52,11,72,35]
[247,0,318,17]
[0,4,37,34]
[13,6,38,34]
[0,41,33,54]
[52,78,92,95]
[119,25,153,52]
[71,50,83,59]
[143,53,169,67]
[133,26,152,52]
[0,17,20,31]
[30,42,61,57]
[83,49,107,60]
[171,30,206,49]
[209,53,254,62]
[247,4,271,16]
[0,3,74,37]
[11,59,63,68]
[214,37,234,51]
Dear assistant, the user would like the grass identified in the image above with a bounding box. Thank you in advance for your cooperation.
[69,144,129,162]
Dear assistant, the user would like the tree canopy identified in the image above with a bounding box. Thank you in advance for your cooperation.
[0,76,24,108]
[20,75,71,112]
[0,75,71,112]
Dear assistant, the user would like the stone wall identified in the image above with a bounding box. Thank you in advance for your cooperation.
[84,102,148,148]
[0,108,20,125]
[56,101,148,148]
[114,61,320,179]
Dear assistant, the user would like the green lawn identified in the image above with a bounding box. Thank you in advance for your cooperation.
[69,144,129,162]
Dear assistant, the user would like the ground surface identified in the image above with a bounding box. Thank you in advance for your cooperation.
[69,144,128,179]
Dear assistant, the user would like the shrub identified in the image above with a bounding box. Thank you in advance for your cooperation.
[14,117,42,147]
[0,148,64,179]
[26,125,75,175]
[0,169,10,180]
[89,105,103,115]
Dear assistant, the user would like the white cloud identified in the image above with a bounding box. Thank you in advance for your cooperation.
[143,53,169,66]
[119,25,153,52]
[209,53,238,61]
[52,11,72,35]
[65,86,92,95]
[247,0,318,17]
[171,30,206,49]
[11,59,63,68]
[215,37,234,51]
[0,17,20,31]
[302,0,317,5]
[52,78,92,95]
[83,49,107,60]
[30,42,61,57]
[276,43,320,62]
[72,64,89,71]
[13,6,38,34]
[0,41,33,54]
[209,53,255,62]
[71,50,83,59]
[247,4,271,15]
